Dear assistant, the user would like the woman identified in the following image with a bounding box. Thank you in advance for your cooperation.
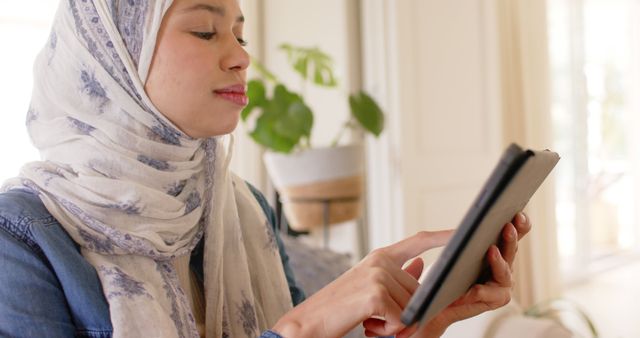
[0,0,530,337]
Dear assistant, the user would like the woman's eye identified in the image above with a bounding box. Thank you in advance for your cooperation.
[237,37,248,47]
[192,32,215,40]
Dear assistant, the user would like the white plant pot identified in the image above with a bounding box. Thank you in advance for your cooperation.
[264,144,365,230]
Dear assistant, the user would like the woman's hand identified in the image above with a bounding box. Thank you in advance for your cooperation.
[271,212,531,338]
[272,229,454,338]
[389,212,532,338]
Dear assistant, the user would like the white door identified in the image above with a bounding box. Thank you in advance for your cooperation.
[362,0,504,263]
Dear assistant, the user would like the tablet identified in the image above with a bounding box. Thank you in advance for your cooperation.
[400,143,560,326]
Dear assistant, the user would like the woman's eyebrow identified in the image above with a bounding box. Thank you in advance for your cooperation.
[180,3,245,23]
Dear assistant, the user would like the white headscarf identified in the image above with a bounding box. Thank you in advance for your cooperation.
[2,1,292,337]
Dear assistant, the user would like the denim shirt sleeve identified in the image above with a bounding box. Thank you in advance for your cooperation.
[246,182,307,306]
[261,330,285,338]
[0,187,302,338]
[0,189,111,338]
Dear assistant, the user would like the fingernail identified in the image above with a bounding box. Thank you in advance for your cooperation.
[492,246,500,259]
[517,213,526,224]
[510,225,517,240]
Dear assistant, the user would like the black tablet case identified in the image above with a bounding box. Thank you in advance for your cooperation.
[401,143,560,326]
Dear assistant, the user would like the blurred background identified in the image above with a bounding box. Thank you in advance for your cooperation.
[0,0,636,337]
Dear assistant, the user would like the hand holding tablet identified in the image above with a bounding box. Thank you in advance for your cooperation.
[401,143,560,328]
[273,143,558,338]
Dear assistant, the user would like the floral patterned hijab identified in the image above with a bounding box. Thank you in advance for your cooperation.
[2,1,291,337]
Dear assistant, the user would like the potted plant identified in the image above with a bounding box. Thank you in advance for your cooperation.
[242,44,385,231]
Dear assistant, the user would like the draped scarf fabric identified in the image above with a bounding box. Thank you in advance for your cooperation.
[2,1,292,337]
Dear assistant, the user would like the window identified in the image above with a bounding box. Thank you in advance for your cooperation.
[549,0,640,285]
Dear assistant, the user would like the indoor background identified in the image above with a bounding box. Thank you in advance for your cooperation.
[0,0,635,337]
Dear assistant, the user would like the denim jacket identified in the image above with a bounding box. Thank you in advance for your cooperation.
[0,185,305,338]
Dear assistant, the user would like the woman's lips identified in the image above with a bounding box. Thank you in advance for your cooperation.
[214,84,248,106]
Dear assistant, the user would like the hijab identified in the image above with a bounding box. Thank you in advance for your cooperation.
[2,1,292,337]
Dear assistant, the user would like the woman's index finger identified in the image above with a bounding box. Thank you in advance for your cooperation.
[382,230,454,266]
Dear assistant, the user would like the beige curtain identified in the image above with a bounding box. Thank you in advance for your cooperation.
[496,0,561,309]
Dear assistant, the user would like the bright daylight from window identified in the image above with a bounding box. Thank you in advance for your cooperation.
[549,0,640,336]
[0,2,58,182]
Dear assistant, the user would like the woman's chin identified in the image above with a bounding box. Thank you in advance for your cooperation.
[191,120,240,139]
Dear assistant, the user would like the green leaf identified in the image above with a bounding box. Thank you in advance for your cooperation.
[250,112,297,153]
[242,79,267,121]
[279,44,337,87]
[294,56,309,80]
[271,85,313,140]
[307,47,337,87]
[313,66,338,87]
[349,91,385,136]
[274,100,313,140]
[243,83,314,153]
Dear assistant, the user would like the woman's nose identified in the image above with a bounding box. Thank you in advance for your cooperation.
[221,36,250,72]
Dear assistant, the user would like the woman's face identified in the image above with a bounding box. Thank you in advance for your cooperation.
[145,0,249,138]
